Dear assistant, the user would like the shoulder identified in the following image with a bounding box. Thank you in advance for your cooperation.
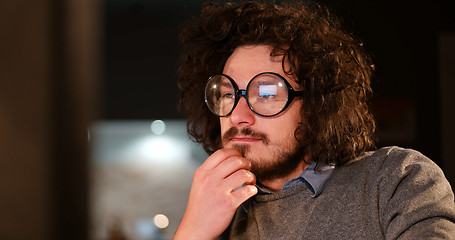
[346,146,443,177]
[335,146,453,201]
[363,149,455,237]
[344,146,455,213]
[335,146,455,238]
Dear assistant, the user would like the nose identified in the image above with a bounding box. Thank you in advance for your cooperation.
[229,96,255,126]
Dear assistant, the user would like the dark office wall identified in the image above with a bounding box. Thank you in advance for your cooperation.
[318,0,454,158]
[0,1,54,238]
[103,1,197,119]
[318,0,454,185]
[0,0,100,239]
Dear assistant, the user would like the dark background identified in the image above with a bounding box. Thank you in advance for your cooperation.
[102,0,454,165]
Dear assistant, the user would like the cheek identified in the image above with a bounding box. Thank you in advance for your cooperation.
[219,118,229,134]
[289,100,304,123]
[270,120,299,140]
[277,102,303,136]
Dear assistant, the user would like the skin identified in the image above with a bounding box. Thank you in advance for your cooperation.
[174,45,308,240]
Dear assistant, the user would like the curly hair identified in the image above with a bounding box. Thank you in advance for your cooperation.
[177,1,376,166]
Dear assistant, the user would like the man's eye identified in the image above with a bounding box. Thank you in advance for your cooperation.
[221,92,235,99]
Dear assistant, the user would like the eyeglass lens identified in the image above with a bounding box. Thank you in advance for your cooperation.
[205,73,290,117]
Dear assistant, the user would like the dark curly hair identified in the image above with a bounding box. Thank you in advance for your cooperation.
[177,1,376,166]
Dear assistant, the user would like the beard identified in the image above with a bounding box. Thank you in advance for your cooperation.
[222,127,306,183]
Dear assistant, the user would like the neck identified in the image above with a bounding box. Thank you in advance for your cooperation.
[259,160,310,192]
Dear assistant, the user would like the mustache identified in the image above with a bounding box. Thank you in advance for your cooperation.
[222,127,270,145]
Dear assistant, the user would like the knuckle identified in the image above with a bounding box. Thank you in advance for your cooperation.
[245,185,258,196]
[202,171,217,185]
[234,169,254,183]
[234,158,246,168]
[193,167,204,179]
[242,169,254,179]
[231,157,250,169]
[240,158,252,169]
[241,185,257,196]
[248,172,256,182]
[193,168,212,185]
[245,160,252,169]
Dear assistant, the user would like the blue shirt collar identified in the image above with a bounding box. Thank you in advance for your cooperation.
[257,161,335,197]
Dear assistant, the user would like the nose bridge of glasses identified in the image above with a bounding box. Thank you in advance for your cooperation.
[238,89,247,98]
[235,89,249,109]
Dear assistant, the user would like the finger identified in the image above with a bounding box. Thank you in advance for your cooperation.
[230,184,258,208]
[221,169,256,192]
[214,155,251,179]
[200,148,242,170]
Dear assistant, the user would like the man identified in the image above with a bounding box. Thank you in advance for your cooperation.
[174,1,455,239]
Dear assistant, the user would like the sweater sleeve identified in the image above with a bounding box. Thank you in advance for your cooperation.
[378,147,455,239]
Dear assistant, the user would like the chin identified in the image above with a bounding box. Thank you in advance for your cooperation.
[243,148,271,163]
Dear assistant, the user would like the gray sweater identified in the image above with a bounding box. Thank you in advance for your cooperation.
[219,147,455,239]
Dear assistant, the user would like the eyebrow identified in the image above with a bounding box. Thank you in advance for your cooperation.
[220,80,233,88]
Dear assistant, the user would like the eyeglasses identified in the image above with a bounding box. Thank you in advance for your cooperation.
[204,72,303,117]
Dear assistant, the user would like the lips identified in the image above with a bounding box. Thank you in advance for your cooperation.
[229,136,263,143]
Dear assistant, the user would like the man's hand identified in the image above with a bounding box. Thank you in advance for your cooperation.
[173,148,257,240]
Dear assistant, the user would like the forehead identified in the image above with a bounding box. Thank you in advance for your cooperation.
[222,45,298,88]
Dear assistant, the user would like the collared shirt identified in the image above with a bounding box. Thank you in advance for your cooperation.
[257,161,335,197]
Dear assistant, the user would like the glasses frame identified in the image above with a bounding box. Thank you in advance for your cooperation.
[205,72,304,117]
